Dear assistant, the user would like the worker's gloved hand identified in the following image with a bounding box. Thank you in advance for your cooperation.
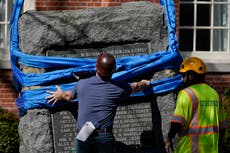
[165,137,174,153]
[46,85,64,105]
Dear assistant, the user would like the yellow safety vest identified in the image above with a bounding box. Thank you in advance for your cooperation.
[171,83,228,153]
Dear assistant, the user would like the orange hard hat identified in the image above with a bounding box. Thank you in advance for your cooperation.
[179,57,206,74]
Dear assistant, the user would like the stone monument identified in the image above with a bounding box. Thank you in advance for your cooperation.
[18,2,176,153]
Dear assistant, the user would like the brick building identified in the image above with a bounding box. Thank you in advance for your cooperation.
[0,0,230,115]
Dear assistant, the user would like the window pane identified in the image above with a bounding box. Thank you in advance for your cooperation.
[180,4,194,26]
[196,29,210,51]
[213,29,228,51]
[197,4,211,26]
[179,29,193,51]
[0,0,6,21]
[214,0,228,2]
[0,24,10,60]
[0,24,4,48]
[7,0,14,20]
[0,48,10,60]
[214,4,228,26]
[197,0,211,1]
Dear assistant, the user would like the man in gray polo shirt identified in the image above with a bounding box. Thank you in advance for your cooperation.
[46,53,150,153]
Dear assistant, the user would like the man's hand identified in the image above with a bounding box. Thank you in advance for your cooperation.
[165,137,174,153]
[139,80,151,89]
[131,79,151,93]
[46,85,64,105]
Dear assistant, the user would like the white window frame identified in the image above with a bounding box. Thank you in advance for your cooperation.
[0,0,35,69]
[179,0,230,72]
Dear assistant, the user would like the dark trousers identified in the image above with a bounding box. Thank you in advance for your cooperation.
[76,132,115,153]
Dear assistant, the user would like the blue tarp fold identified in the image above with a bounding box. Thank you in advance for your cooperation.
[9,0,183,116]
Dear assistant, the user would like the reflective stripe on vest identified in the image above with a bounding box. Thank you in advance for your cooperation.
[180,87,219,153]
[180,126,219,136]
[185,88,199,127]
[171,114,186,127]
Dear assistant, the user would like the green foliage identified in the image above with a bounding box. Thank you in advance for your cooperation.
[222,88,230,152]
[0,107,20,153]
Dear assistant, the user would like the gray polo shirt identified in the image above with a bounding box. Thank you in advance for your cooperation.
[71,76,132,129]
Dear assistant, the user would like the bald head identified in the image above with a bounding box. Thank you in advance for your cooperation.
[96,53,116,77]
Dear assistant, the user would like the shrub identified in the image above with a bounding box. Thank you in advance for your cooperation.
[0,107,20,153]
[222,88,230,152]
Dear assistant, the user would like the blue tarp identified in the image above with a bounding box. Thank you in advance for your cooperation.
[9,0,183,116]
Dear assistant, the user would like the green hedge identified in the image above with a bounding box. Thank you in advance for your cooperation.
[222,88,230,152]
[0,107,20,153]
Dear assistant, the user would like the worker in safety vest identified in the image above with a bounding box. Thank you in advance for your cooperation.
[165,57,229,153]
